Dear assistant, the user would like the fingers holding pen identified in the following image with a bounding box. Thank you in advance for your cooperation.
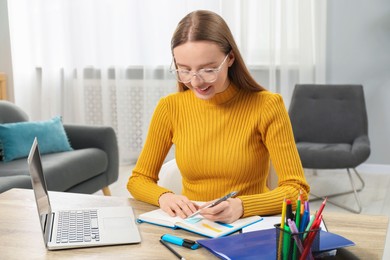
[201,198,243,223]
[158,191,243,221]
[175,199,198,218]
[159,192,199,218]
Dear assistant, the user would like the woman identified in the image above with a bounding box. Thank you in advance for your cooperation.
[128,10,309,223]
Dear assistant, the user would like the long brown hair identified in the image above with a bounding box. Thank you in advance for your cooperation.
[171,10,265,92]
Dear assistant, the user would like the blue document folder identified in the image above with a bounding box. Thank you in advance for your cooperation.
[197,228,355,260]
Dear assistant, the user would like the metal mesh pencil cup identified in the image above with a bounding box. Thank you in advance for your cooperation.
[274,223,320,260]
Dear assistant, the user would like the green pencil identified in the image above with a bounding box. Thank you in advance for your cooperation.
[282,225,291,260]
[293,196,301,259]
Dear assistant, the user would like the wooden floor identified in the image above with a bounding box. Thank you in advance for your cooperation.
[96,164,390,259]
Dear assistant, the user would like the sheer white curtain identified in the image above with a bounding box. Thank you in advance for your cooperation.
[8,0,326,163]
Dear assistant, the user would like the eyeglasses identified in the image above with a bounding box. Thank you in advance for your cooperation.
[170,54,229,84]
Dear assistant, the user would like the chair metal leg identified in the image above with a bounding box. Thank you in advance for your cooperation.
[309,168,364,214]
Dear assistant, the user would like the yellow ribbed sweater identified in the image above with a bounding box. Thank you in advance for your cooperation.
[127,84,309,217]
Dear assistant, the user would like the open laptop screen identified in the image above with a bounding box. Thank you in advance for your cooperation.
[27,137,53,244]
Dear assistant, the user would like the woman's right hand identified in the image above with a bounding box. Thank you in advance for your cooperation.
[158,192,199,219]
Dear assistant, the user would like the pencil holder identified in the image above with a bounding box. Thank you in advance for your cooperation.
[274,224,320,260]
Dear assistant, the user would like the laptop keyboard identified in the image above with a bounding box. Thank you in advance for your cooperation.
[56,209,100,243]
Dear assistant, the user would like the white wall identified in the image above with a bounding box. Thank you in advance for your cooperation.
[326,0,390,164]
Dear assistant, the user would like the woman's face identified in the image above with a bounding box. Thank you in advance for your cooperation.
[173,41,234,100]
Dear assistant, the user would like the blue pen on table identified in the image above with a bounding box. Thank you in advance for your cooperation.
[161,234,200,250]
[186,191,239,219]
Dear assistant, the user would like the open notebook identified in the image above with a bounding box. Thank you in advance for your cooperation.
[137,208,262,238]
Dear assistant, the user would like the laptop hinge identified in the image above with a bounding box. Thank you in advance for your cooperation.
[48,212,55,242]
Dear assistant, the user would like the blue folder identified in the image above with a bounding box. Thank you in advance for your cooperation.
[197,228,355,260]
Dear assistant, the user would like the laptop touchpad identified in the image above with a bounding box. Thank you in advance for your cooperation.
[104,217,133,229]
[102,216,141,243]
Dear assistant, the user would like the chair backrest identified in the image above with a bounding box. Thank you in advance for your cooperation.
[0,101,29,124]
[289,84,368,144]
[157,159,183,194]
[158,159,278,193]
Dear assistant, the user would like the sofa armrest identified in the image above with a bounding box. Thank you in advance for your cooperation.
[64,124,119,185]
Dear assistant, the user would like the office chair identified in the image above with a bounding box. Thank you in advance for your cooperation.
[289,84,370,213]
[157,159,279,194]
[157,159,183,194]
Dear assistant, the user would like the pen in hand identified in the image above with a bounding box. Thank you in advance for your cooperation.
[186,191,239,219]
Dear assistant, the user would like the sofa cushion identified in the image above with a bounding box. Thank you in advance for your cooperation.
[0,148,107,192]
[40,148,108,192]
[0,116,72,162]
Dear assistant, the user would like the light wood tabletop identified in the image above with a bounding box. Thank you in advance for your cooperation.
[0,188,388,259]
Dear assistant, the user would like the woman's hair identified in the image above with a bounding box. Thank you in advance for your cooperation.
[171,10,265,92]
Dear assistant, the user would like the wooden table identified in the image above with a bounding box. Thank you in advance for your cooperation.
[0,189,388,259]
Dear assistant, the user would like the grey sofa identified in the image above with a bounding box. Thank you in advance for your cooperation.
[0,100,119,195]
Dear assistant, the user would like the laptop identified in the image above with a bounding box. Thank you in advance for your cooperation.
[27,137,141,250]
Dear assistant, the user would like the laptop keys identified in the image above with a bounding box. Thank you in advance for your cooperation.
[56,210,100,244]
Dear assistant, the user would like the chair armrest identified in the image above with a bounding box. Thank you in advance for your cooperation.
[64,124,119,185]
[352,135,371,161]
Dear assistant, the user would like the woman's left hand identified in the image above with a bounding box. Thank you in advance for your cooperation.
[199,197,243,223]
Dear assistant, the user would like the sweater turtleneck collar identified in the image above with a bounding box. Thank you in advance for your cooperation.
[200,82,240,106]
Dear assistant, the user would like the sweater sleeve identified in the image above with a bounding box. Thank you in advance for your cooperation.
[239,93,310,217]
[127,97,174,206]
